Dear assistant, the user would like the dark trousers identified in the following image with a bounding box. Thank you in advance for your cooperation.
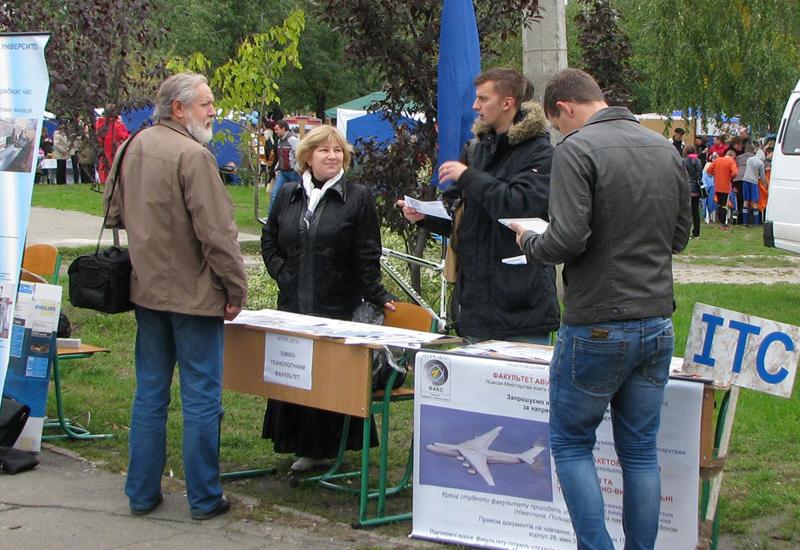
[691,195,701,237]
[78,163,95,183]
[732,181,743,224]
[715,192,729,225]
[70,155,80,184]
[56,159,67,184]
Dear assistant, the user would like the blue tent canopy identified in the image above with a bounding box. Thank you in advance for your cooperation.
[347,112,417,147]
[210,119,245,166]
[121,105,154,132]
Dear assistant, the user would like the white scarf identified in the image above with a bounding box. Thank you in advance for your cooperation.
[301,168,344,220]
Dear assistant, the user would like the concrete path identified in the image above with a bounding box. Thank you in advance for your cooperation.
[25,207,260,248]
[0,446,431,550]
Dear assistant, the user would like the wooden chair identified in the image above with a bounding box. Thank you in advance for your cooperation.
[302,302,435,528]
[383,301,434,332]
[21,244,61,284]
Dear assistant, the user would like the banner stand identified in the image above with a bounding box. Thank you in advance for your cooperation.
[0,32,51,402]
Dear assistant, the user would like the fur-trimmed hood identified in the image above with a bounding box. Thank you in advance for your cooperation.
[471,101,548,146]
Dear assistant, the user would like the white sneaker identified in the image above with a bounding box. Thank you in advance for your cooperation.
[290,457,316,472]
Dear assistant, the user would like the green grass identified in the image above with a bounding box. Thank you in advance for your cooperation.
[678,222,795,266]
[33,190,800,544]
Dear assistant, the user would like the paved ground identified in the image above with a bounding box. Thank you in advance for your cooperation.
[0,445,429,550]
[25,207,260,248]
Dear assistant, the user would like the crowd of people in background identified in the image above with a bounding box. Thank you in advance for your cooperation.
[677,126,773,236]
[35,110,130,185]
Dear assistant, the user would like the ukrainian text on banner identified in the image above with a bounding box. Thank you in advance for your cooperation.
[412,351,703,550]
[0,32,50,400]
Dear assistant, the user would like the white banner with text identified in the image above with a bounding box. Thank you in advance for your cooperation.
[0,32,50,401]
[412,351,702,550]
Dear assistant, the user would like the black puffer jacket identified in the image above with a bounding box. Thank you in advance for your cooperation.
[426,102,560,339]
[262,175,394,320]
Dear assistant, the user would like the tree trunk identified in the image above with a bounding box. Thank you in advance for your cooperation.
[315,92,327,121]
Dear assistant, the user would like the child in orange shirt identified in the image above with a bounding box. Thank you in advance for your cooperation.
[708,149,738,228]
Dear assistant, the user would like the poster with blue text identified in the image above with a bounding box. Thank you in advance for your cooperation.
[0,33,50,401]
[412,351,703,550]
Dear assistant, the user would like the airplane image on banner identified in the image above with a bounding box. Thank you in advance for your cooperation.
[424,426,547,487]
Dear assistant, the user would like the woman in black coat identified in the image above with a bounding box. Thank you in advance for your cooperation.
[260,125,395,472]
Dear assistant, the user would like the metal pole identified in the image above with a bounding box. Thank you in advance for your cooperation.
[523,0,568,104]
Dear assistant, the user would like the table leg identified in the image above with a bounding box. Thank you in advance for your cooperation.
[43,355,113,441]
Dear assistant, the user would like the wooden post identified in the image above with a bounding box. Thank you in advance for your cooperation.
[700,385,740,547]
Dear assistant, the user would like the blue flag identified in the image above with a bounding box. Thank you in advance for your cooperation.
[434,0,481,189]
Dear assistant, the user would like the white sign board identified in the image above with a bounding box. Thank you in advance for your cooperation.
[682,303,800,398]
[263,332,313,390]
[412,351,702,550]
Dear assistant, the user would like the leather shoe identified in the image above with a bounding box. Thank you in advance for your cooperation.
[130,493,164,516]
[191,495,231,521]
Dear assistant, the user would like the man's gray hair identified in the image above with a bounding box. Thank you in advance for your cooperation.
[153,73,208,123]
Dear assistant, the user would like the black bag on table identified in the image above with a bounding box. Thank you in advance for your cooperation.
[351,301,407,392]
[68,132,139,314]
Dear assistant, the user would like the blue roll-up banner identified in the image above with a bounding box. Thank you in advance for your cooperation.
[0,33,51,403]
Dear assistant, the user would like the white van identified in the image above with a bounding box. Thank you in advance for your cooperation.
[764,78,800,254]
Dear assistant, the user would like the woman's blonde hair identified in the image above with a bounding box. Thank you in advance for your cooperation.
[295,125,353,173]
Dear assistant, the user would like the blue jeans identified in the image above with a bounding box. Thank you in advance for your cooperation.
[126,306,225,515]
[549,316,673,550]
[270,169,301,213]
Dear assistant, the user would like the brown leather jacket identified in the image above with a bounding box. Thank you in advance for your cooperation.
[104,119,247,316]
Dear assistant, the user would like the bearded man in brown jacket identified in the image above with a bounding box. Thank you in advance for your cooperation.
[105,73,247,521]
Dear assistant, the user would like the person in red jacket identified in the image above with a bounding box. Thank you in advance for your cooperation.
[95,107,130,184]
[708,149,738,229]
[707,134,729,159]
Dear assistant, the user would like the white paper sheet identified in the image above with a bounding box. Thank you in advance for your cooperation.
[498,217,549,234]
[501,255,527,265]
[404,195,452,220]
[228,308,448,347]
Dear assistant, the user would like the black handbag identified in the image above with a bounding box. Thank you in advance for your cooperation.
[68,245,133,313]
[0,396,31,448]
[0,395,37,474]
[68,132,138,314]
[351,301,407,392]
